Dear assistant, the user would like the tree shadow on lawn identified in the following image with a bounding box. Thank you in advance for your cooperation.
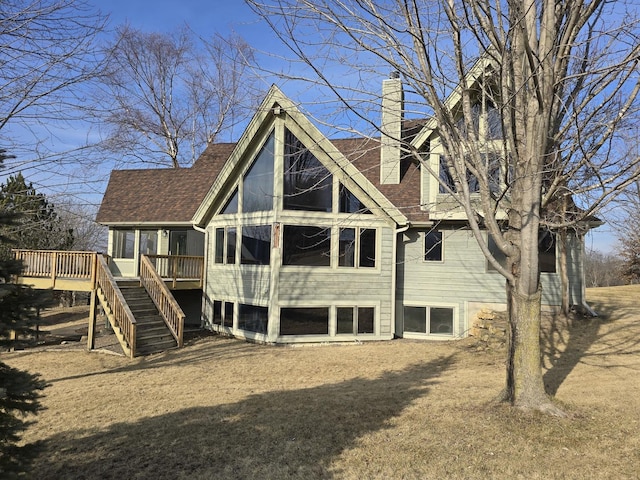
[33,356,454,480]
[542,298,640,396]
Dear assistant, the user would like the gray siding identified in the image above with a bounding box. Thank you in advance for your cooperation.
[397,227,573,336]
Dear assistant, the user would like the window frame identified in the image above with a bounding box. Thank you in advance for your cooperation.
[424,229,444,262]
[112,229,135,259]
[338,227,377,269]
[335,306,376,335]
[402,304,456,337]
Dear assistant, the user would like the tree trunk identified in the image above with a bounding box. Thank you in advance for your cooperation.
[503,283,567,415]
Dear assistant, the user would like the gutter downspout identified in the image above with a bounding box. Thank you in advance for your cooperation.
[192,224,209,327]
[392,223,411,337]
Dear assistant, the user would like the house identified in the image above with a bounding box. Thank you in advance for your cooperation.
[97,76,593,344]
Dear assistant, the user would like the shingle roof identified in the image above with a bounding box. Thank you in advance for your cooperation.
[96,143,236,224]
[97,122,429,225]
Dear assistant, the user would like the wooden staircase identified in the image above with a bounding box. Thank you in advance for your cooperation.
[13,249,191,358]
[118,284,178,355]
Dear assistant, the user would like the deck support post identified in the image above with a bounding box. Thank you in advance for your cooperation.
[87,289,97,351]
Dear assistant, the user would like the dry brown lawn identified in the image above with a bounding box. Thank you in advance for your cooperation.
[3,286,640,479]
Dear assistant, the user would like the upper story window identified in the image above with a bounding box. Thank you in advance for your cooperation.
[283,128,333,212]
[214,227,237,264]
[439,154,502,195]
[221,188,238,214]
[243,133,274,213]
[339,184,371,214]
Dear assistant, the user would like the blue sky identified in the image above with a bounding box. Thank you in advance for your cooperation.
[1,0,618,252]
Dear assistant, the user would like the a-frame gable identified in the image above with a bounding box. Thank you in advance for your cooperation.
[410,53,499,150]
[193,85,407,227]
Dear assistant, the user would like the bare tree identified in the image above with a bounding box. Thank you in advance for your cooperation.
[0,0,106,175]
[584,249,624,287]
[249,0,640,413]
[97,25,259,168]
[616,179,640,283]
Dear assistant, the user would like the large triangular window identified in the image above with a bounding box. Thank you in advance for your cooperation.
[243,133,274,213]
[283,128,332,212]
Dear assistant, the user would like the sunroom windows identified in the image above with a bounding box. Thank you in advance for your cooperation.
[338,228,376,268]
[283,129,332,212]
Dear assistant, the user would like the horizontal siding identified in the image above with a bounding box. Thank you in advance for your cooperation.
[398,228,568,335]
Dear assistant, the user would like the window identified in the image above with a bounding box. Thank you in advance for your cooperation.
[487,230,556,273]
[139,230,157,255]
[283,129,332,212]
[439,154,502,194]
[210,300,232,328]
[338,228,376,268]
[424,230,443,261]
[214,227,237,264]
[439,156,455,194]
[283,226,331,266]
[241,225,271,265]
[280,307,329,335]
[359,229,376,267]
[403,306,454,335]
[226,227,237,264]
[224,302,234,328]
[214,228,224,264]
[339,184,371,214]
[539,230,556,273]
[213,300,222,325]
[113,230,135,259]
[238,304,268,334]
[243,133,274,213]
[336,307,375,335]
[221,188,238,214]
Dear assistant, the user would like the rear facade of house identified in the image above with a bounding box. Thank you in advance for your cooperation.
[98,79,591,345]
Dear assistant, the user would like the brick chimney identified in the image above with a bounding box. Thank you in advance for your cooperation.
[380,72,403,185]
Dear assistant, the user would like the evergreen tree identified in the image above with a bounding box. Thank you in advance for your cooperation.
[0,173,74,260]
[0,151,47,477]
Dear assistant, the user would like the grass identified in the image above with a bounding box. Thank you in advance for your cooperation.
[3,285,640,479]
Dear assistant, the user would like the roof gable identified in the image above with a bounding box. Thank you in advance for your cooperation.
[193,85,408,227]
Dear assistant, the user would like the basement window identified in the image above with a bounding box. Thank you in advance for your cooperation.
[280,307,329,335]
[238,304,268,334]
[403,306,454,335]
[336,307,375,335]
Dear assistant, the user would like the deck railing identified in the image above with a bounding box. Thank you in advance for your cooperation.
[140,255,185,347]
[96,255,137,358]
[145,254,204,288]
[13,249,98,285]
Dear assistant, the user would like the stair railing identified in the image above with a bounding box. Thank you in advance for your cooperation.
[139,255,185,347]
[95,255,137,358]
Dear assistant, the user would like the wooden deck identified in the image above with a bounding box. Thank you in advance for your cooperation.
[13,250,204,358]
[13,249,98,291]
